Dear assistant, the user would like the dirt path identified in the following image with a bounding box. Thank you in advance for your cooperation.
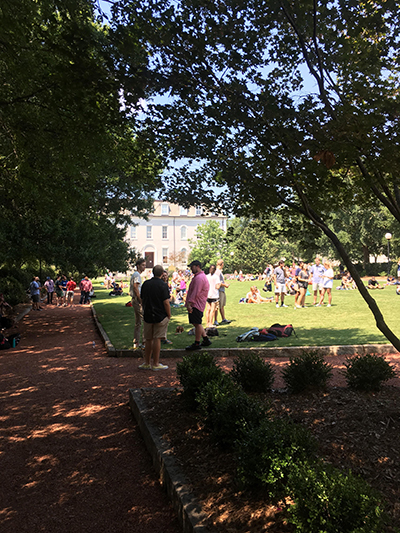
[1,303,399,533]
[0,303,181,533]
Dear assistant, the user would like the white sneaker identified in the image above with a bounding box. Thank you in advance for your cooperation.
[276,304,279,308]
[281,304,288,308]
[327,304,331,307]
[138,363,151,369]
[152,363,169,371]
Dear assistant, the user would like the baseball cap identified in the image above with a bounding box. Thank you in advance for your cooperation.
[188,260,202,268]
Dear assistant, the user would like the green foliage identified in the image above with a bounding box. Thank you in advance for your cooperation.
[176,352,225,409]
[230,352,275,393]
[343,354,396,392]
[282,351,333,394]
[117,0,400,350]
[0,276,27,307]
[287,462,386,533]
[206,388,269,449]
[236,418,317,497]
[188,220,228,267]
[195,373,238,422]
[0,0,160,272]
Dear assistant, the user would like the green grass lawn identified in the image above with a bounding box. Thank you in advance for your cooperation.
[92,278,400,350]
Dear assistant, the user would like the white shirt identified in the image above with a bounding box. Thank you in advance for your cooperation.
[206,273,220,299]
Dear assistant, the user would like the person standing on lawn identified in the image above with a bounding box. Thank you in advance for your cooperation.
[185,260,211,351]
[310,257,325,305]
[273,260,288,308]
[317,260,334,307]
[205,264,221,327]
[215,259,231,325]
[139,265,171,370]
[129,258,146,349]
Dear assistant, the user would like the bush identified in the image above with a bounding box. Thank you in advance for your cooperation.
[236,418,317,497]
[282,350,333,393]
[0,276,28,307]
[230,353,275,393]
[206,388,270,448]
[176,352,225,409]
[287,461,386,532]
[196,373,239,422]
[343,353,396,392]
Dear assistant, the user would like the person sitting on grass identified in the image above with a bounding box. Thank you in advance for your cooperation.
[367,276,384,290]
[245,286,273,303]
[109,283,123,296]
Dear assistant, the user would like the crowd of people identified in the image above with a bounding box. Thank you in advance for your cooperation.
[129,257,233,368]
[28,274,94,309]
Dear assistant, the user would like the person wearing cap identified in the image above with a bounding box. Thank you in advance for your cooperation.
[185,260,212,350]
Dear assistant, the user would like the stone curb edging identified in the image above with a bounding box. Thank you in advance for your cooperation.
[90,304,116,356]
[129,388,212,533]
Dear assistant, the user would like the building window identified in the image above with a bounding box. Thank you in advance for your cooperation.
[181,226,187,240]
[146,226,152,239]
[195,206,202,216]
[130,226,137,239]
[220,219,225,230]
[162,248,168,263]
[181,248,187,263]
[161,203,169,215]
[180,206,188,216]
[162,225,168,239]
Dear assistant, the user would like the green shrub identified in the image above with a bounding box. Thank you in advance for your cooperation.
[287,461,386,532]
[176,352,225,409]
[282,350,333,393]
[230,352,275,393]
[236,418,317,497]
[196,373,239,422]
[207,388,269,448]
[0,276,28,307]
[343,353,396,392]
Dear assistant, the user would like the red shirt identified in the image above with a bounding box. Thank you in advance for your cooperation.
[66,281,76,291]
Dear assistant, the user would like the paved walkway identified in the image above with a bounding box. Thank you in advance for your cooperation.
[0,304,182,533]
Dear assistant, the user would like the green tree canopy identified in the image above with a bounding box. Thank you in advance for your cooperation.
[0,0,161,273]
[188,220,228,267]
[114,0,400,349]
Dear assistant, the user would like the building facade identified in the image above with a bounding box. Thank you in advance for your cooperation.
[126,201,227,269]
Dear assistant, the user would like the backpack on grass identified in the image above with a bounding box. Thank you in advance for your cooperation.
[266,323,295,338]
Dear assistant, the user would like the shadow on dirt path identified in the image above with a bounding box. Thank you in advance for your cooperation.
[0,303,181,533]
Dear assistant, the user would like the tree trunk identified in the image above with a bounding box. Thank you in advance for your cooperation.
[291,187,400,352]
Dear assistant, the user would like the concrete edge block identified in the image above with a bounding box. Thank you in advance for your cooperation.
[129,388,212,533]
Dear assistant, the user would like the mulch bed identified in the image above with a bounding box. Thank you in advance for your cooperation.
[142,385,400,532]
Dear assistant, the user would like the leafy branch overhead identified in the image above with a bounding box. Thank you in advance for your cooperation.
[113,0,400,349]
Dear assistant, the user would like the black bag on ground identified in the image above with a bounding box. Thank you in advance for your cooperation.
[205,326,219,337]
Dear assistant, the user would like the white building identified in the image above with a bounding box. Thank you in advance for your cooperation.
[126,200,227,270]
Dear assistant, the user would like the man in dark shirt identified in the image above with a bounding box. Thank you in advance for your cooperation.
[140,264,171,370]
[367,276,384,290]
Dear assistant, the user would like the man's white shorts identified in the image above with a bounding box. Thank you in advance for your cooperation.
[312,282,323,292]
[274,283,287,294]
